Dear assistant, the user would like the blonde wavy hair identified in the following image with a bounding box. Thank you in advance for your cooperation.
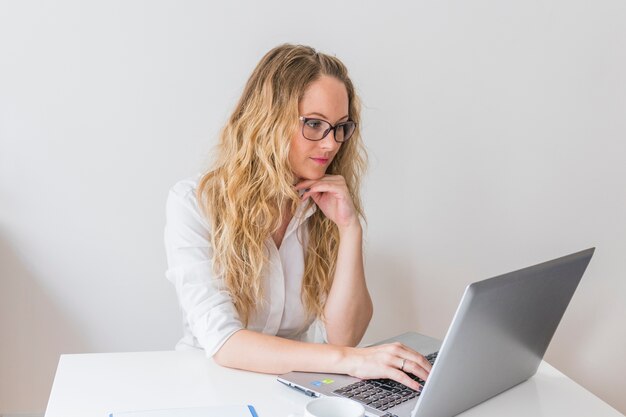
[197,44,367,326]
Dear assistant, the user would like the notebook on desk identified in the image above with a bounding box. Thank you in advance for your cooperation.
[278,248,595,417]
[109,405,259,417]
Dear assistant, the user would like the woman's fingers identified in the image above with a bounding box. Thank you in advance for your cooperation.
[402,350,433,374]
[387,368,423,392]
[297,177,347,199]
[401,359,429,383]
[295,175,344,189]
[295,176,346,193]
[300,183,344,201]
[380,344,431,390]
[384,342,429,368]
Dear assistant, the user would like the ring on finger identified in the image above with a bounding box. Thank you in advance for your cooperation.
[400,358,406,371]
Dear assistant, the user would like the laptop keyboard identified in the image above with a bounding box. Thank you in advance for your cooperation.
[332,352,438,413]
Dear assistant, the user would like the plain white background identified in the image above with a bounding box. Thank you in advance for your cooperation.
[1,0,625,415]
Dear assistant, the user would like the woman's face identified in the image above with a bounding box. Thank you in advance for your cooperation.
[289,75,349,181]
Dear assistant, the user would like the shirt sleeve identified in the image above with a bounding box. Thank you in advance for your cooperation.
[164,179,243,357]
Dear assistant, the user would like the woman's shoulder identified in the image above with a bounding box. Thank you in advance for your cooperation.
[169,173,203,201]
[166,173,211,229]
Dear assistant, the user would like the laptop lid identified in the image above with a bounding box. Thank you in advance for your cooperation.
[412,247,595,417]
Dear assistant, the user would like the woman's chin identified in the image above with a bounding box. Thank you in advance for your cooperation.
[294,169,326,181]
[303,173,326,181]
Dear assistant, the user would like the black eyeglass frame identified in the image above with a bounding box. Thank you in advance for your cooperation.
[298,116,357,143]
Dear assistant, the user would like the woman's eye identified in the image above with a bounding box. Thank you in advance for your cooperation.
[306,120,323,129]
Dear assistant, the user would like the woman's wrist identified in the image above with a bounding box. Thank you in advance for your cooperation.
[334,345,359,375]
[337,219,362,238]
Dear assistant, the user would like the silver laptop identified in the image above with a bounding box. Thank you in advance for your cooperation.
[278,248,595,417]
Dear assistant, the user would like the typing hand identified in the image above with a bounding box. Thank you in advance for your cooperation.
[343,343,432,392]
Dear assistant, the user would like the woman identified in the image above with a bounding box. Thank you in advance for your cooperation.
[164,44,431,391]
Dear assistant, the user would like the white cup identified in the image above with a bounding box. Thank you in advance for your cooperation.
[292,397,365,417]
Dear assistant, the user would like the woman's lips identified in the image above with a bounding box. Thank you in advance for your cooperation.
[311,157,329,165]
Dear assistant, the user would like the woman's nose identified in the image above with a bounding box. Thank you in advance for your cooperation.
[319,130,340,150]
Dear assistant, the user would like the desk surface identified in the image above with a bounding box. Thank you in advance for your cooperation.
[44,350,623,417]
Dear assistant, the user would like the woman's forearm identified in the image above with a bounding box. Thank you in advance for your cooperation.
[213,329,348,374]
[213,328,430,393]
[323,223,373,346]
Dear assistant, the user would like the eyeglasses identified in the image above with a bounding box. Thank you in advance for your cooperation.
[299,116,357,143]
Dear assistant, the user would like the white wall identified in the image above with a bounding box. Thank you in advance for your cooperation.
[1,0,625,414]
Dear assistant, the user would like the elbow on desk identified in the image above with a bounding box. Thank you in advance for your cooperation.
[212,340,236,368]
[212,350,229,368]
[211,329,252,369]
[212,345,244,370]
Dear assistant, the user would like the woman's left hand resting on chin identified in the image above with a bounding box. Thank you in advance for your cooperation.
[296,175,360,232]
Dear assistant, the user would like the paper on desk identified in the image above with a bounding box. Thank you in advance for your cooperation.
[109,405,259,417]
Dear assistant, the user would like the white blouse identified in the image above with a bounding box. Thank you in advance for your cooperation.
[164,176,327,357]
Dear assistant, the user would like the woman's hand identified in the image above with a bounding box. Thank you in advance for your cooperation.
[342,343,433,392]
[295,175,359,231]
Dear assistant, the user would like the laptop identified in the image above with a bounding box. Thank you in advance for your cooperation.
[278,248,595,417]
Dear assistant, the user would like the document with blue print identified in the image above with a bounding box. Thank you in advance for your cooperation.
[109,405,259,417]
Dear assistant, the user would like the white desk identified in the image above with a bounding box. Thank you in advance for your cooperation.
[44,350,623,417]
